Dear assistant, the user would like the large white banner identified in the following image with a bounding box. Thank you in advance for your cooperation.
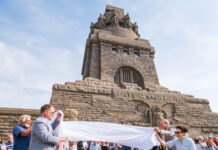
[53,111,159,150]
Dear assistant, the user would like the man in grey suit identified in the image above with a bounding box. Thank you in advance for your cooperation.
[29,104,67,150]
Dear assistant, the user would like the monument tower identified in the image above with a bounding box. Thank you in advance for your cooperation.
[50,5,218,137]
[82,5,159,88]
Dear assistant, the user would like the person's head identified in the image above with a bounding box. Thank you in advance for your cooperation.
[92,141,97,145]
[40,104,55,120]
[208,139,215,147]
[210,148,216,150]
[208,134,213,140]
[19,114,31,127]
[198,136,204,142]
[175,125,188,138]
[7,133,13,143]
[69,141,77,147]
[160,119,169,130]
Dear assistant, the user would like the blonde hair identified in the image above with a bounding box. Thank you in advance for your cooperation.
[197,136,204,140]
[18,115,31,124]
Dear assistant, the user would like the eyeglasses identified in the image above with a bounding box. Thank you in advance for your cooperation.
[175,132,182,134]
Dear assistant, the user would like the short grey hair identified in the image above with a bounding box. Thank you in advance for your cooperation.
[18,114,31,124]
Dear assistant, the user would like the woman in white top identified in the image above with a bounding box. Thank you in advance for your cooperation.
[195,136,206,150]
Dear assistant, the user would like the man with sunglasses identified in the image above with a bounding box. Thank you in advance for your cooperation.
[156,125,196,150]
[29,104,67,150]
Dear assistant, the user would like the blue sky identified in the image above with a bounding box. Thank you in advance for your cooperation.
[0,0,218,113]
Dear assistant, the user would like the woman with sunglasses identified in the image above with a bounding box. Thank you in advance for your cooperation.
[155,125,196,150]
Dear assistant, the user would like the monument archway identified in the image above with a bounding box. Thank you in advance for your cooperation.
[114,66,144,88]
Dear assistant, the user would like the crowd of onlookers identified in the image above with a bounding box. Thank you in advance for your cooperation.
[1,135,218,150]
[0,134,13,150]
[0,104,218,150]
[68,141,134,150]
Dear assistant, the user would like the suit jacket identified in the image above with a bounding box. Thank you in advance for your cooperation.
[28,116,60,150]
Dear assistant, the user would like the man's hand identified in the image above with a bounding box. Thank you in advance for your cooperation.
[59,137,67,142]
[56,112,62,121]
[154,127,160,133]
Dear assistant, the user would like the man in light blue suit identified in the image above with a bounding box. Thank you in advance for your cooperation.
[28,104,67,150]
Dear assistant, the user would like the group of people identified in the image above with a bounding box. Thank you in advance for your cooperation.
[153,119,218,150]
[69,141,123,150]
[0,104,67,150]
[68,141,139,150]
[1,104,218,150]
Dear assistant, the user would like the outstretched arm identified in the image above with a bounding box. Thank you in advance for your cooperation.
[155,134,168,148]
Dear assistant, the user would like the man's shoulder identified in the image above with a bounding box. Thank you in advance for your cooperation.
[13,124,24,129]
[13,124,26,133]
[167,126,175,130]
[33,116,48,125]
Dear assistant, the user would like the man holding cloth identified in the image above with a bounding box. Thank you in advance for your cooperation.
[29,104,67,150]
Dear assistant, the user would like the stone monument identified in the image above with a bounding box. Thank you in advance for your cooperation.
[50,5,218,137]
[0,5,217,139]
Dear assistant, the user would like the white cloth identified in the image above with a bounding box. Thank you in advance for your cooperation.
[52,111,159,150]
[51,110,64,137]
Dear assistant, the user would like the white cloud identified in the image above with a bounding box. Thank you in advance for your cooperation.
[0,40,83,108]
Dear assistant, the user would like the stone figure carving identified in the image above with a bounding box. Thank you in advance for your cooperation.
[97,13,105,29]
[111,10,119,27]
[147,106,164,126]
[132,22,140,36]
[123,13,132,29]
[90,22,95,34]
[152,106,164,126]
